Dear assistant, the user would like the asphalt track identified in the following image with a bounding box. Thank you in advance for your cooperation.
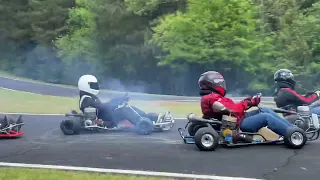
[1,76,319,179]
[0,114,320,180]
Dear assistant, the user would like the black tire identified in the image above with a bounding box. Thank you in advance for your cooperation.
[60,118,81,135]
[194,127,220,151]
[188,122,205,136]
[285,115,309,131]
[136,117,153,135]
[284,127,307,149]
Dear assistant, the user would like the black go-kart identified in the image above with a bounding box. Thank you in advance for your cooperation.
[273,99,320,141]
[178,93,319,151]
[60,93,175,136]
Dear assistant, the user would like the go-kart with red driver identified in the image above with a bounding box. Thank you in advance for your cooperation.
[60,75,175,136]
[0,115,24,138]
[178,71,319,151]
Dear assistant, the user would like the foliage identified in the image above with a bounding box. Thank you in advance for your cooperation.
[1,0,320,95]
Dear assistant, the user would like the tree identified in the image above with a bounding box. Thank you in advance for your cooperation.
[152,0,277,92]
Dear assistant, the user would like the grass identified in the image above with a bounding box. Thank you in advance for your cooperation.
[0,88,201,117]
[0,168,174,180]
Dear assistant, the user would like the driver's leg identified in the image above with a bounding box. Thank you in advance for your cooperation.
[259,107,291,123]
[245,109,260,117]
[130,106,160,122]
[114,106,141,125]
[130,106,148,116]
[311,107,320,115]
[240,113,296,136]
[97,103,117,127]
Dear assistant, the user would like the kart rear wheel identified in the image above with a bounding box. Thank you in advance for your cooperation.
[285,115,309,131]
[194,127,220,151]
[60,118,81,135]
[136,117,153,135]
[188,122,205,136]
[284,127,307,149]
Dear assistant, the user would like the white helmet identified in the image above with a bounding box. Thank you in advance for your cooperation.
[78,75,100,96]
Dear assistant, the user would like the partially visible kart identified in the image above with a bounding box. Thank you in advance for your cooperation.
[273,99,320,140]
[60,93,175,135]
[178,93,319,151]
[0,115,24,138]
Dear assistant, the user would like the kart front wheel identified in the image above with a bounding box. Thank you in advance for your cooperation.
[136,117,153,135]
[194,127,220,151]
[60,118,81,135]
[284,127,307,149]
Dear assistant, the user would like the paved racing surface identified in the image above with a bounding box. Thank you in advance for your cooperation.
[1,114,320,180]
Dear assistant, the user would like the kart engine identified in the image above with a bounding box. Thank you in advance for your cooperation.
[297,106,311,117]
[83,107,98,126]
[221,115,237,130]
[297,106,320,129]
[220,115,238,140]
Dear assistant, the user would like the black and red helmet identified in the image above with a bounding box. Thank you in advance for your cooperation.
[198,71,226,96]
[274,69,296,88]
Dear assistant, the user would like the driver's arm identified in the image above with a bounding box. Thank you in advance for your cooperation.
[211,97,249,113]
[282,88,319,105]
[81,97,103,110]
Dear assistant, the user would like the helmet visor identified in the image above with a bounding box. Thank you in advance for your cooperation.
[213,78,226,90]
[89,82,99,90]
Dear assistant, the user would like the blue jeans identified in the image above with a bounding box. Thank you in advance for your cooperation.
[311,107,320,115]
[240,107,295,136]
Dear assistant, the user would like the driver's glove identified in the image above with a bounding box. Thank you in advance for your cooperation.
[243,98,253,107]
[252,96,261,106]
[244,96,260,107]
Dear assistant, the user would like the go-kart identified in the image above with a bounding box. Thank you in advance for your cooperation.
[273,99,320,140]
[60,93,175,135]
[178,93,318,151]
[0,115,24,138]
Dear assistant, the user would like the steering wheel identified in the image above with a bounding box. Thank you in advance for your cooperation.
[109,92,130,106]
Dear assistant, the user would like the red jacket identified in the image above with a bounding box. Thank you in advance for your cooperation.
[201,93,249,125]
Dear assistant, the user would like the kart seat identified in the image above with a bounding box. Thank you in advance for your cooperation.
[187,113,221,124]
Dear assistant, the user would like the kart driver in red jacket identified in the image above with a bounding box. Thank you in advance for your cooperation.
[273,69,320,115]
[199,71,297,138]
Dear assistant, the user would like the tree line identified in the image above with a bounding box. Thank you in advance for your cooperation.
[0,0,319,96]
